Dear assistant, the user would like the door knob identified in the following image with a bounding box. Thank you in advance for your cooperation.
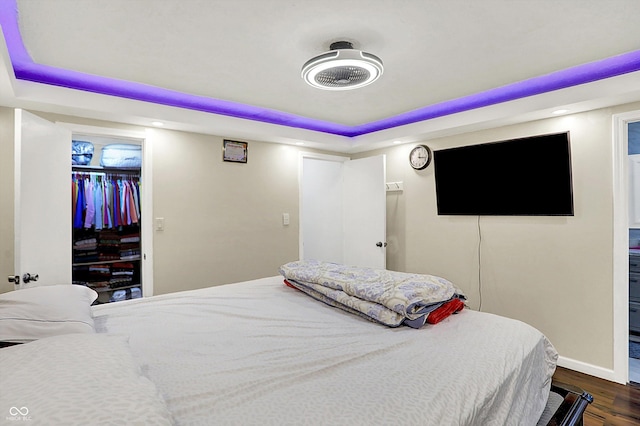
[375,242,388,247]
[22,273,39,284]
[7,275,20,284]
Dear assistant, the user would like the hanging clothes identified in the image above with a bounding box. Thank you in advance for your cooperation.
[74,177,85,228]
[94,177,104,231]
[72,172,141,230]
[83,177,95,229]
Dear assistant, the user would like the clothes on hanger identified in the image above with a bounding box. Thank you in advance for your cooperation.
[72,172,141,230]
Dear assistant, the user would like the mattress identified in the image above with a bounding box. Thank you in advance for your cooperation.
[92,276,558,425]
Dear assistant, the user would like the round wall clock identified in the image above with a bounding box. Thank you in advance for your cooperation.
[409,144,432,170]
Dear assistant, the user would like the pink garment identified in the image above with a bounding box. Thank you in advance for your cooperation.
[103,180,109,227]
[123,182,131,225]
[128,181,138,224]
[83,177,95,228]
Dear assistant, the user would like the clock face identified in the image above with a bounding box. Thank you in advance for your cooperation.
[409,145,432,170]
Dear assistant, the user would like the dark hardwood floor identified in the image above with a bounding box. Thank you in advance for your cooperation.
[553,367,640,425]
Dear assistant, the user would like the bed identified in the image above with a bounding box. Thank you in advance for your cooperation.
[0,266,588,425]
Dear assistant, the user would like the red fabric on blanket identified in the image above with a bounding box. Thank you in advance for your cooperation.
[426,298,464,324]
[284,279,299,290]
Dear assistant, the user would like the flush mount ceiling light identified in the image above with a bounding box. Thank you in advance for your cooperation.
[302,41,383,91]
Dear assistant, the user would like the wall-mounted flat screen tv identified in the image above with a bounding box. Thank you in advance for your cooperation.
[433,132,574,216]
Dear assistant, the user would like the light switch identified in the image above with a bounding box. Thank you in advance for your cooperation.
[282,213,290,226]
[385,181,404,192]
[155,217,165,231]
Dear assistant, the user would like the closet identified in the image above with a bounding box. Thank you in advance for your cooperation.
[628,120,640,383]
[71,136,143,304]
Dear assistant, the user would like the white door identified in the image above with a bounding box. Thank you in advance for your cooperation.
[300,154,386,269]
[343,155,386,269]
[301,157,345,263]
[12,109,71,289]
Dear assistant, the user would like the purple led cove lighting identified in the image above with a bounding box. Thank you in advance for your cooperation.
[0,0,351,136]
[15,60,354,135]
[2,0,640,138]
[353,49,640,135]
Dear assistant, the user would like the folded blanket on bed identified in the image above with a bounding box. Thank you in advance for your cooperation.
[279,260,465,328]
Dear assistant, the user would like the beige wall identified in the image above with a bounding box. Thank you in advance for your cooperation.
[149,128,303,294]
[0,110,325,296]
[3,101,640,373]
[356,101,640,370]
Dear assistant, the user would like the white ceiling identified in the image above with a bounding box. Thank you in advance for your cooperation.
[1,0,640,153]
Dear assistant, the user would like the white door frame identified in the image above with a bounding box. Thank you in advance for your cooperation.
[298,151,350,261]
[57,122,154,297]
[612,109,640,384]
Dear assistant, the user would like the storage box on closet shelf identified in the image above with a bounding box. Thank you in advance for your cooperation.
[100,144,142,169]
[72,140,94,166]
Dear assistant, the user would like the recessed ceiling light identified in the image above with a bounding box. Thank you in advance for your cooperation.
[302,41,383,91]
[151,121,164,126]
[295,142,305,146]
[552,109,569,115]
[392,140,402,145]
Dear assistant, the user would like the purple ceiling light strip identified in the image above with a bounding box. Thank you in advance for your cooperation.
[0,0,351,136]
[2,0,640,138]
[354,49,640,135]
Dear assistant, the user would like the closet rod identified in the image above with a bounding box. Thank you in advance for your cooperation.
[72,166,140,175]
[72,170,140,178]
[73,172,136,177]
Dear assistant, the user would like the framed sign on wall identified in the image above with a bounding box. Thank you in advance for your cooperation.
[223,139,248,163]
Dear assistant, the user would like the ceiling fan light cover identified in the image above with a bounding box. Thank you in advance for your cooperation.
[302,48,383,91]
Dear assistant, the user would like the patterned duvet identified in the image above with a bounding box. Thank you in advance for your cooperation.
[93,275,558,426]
[280,260,466,327]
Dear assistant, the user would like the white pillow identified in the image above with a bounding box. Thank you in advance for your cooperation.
[0,284,98,343]
[0,333,173,425]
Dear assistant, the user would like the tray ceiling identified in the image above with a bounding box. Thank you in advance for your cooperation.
[1,0,640,152]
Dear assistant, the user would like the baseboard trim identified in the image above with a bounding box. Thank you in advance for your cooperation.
[558,356,624,384]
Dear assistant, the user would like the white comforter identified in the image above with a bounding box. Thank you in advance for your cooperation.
[93,276,557,426]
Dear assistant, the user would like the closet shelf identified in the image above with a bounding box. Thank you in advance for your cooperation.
[91,284,141,293]
[72,257,141,267]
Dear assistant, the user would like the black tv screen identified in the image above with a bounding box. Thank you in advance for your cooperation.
[433,132,574,216]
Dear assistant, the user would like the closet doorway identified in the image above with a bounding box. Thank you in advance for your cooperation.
[626,120,640,383]
[61,122,153,302]
[11,110,153,300]
[613,109,640,385]
[69,131,147,303]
